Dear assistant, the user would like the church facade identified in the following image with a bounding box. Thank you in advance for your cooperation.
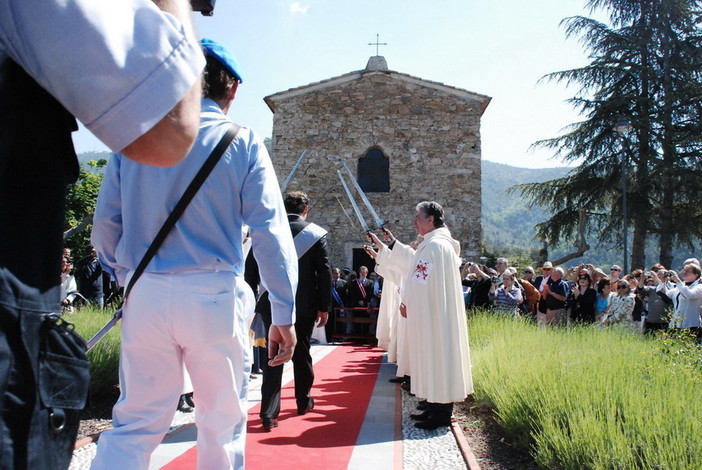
[264,56,491,271]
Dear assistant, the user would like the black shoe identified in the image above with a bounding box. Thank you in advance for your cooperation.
[262,418,278,432]
[414,415,452,430]
[400,382,414,396]
[410,410,432,421]
[297,397,315,415]
[416,400,429,411]
[177,395,194,413]
[184,393,195,408]
[388,376,405,383]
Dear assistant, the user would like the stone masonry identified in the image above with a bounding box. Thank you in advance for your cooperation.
[264,57,491,269]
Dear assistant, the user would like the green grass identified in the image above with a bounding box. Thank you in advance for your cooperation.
[469,311,702,469]
[68,306,122,402]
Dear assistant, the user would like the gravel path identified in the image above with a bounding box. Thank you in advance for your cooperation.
[402,392,467,469]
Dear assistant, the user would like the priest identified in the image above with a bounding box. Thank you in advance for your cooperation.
[368,201,473,429]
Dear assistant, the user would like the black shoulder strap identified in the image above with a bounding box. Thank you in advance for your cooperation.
[124,124,241,300]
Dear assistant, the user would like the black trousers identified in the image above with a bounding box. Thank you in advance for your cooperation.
[260,315,316,419]
[426,402,454,417]
[643,320,668,335]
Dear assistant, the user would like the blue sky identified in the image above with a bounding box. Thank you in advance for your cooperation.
[72,1,609,169]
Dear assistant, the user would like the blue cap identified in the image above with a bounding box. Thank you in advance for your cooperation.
[200,38,243,83]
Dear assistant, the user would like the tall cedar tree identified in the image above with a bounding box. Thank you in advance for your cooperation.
[512,0,702,269]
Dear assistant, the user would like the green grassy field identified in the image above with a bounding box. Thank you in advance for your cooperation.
[469,312,702,469]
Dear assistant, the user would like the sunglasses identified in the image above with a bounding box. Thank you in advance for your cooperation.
[524,271,533,274]
[542,268,552,271]
[578,277,589,281]
[617,285,628,290]
[611,268,621,272]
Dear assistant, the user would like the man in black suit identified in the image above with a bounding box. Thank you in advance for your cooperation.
[257,191,331,431]
[533,261,554,326]
[346,266,373,307]
[344,266,374,336]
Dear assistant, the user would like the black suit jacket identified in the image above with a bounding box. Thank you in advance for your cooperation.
[345,277,373,307]
[288,215,332,318]
[331,278,347,307]
[246,214,332,322]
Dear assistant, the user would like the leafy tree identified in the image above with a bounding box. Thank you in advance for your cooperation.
[514,0,702,270]
[64,159,106,259]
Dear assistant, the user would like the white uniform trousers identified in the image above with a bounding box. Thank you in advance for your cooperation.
[91,271,254,470]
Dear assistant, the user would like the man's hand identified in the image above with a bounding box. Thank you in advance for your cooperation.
[316,311,329,327]
[367,232,386,252]
[380,227,395,243]
[268,324,297,367]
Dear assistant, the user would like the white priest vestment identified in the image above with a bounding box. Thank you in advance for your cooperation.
[385,227,473,403]
[374,247,409,377]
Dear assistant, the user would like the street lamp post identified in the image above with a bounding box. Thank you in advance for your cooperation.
[614,117,632,274]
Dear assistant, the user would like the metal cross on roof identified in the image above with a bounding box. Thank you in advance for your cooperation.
[368,33,387,56]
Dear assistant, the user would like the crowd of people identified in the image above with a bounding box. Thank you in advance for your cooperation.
[59,246,120,313]
[457,256,702,339]
[326,265,383,339]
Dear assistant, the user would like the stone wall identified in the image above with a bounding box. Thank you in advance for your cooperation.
[268,71,483,270]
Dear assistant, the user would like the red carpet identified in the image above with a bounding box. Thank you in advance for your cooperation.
[163,345,382,469]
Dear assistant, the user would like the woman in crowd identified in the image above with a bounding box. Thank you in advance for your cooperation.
[570,272,597,323]
[467,264,496,309]
[594,279,613,323]
[627,270,645,323]
[601,280,636,328]
[60,255,77,313]
[655,263,702,340]
[522,266,537,287]
[488,272,522,317]
[638,269,669,334]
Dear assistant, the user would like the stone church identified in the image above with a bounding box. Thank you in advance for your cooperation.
[264,56,491,271]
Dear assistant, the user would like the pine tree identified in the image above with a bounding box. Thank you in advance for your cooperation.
[515,0,702,270]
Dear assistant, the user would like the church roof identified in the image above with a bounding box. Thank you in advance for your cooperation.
[264,56,492,116]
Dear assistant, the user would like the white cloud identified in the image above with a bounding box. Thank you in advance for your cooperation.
[289,2,309,14]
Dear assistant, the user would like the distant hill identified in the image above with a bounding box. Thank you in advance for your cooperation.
[481,161,569,250]
[480,160,699,268]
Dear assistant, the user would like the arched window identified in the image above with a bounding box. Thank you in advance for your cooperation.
[358,148,389,192]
